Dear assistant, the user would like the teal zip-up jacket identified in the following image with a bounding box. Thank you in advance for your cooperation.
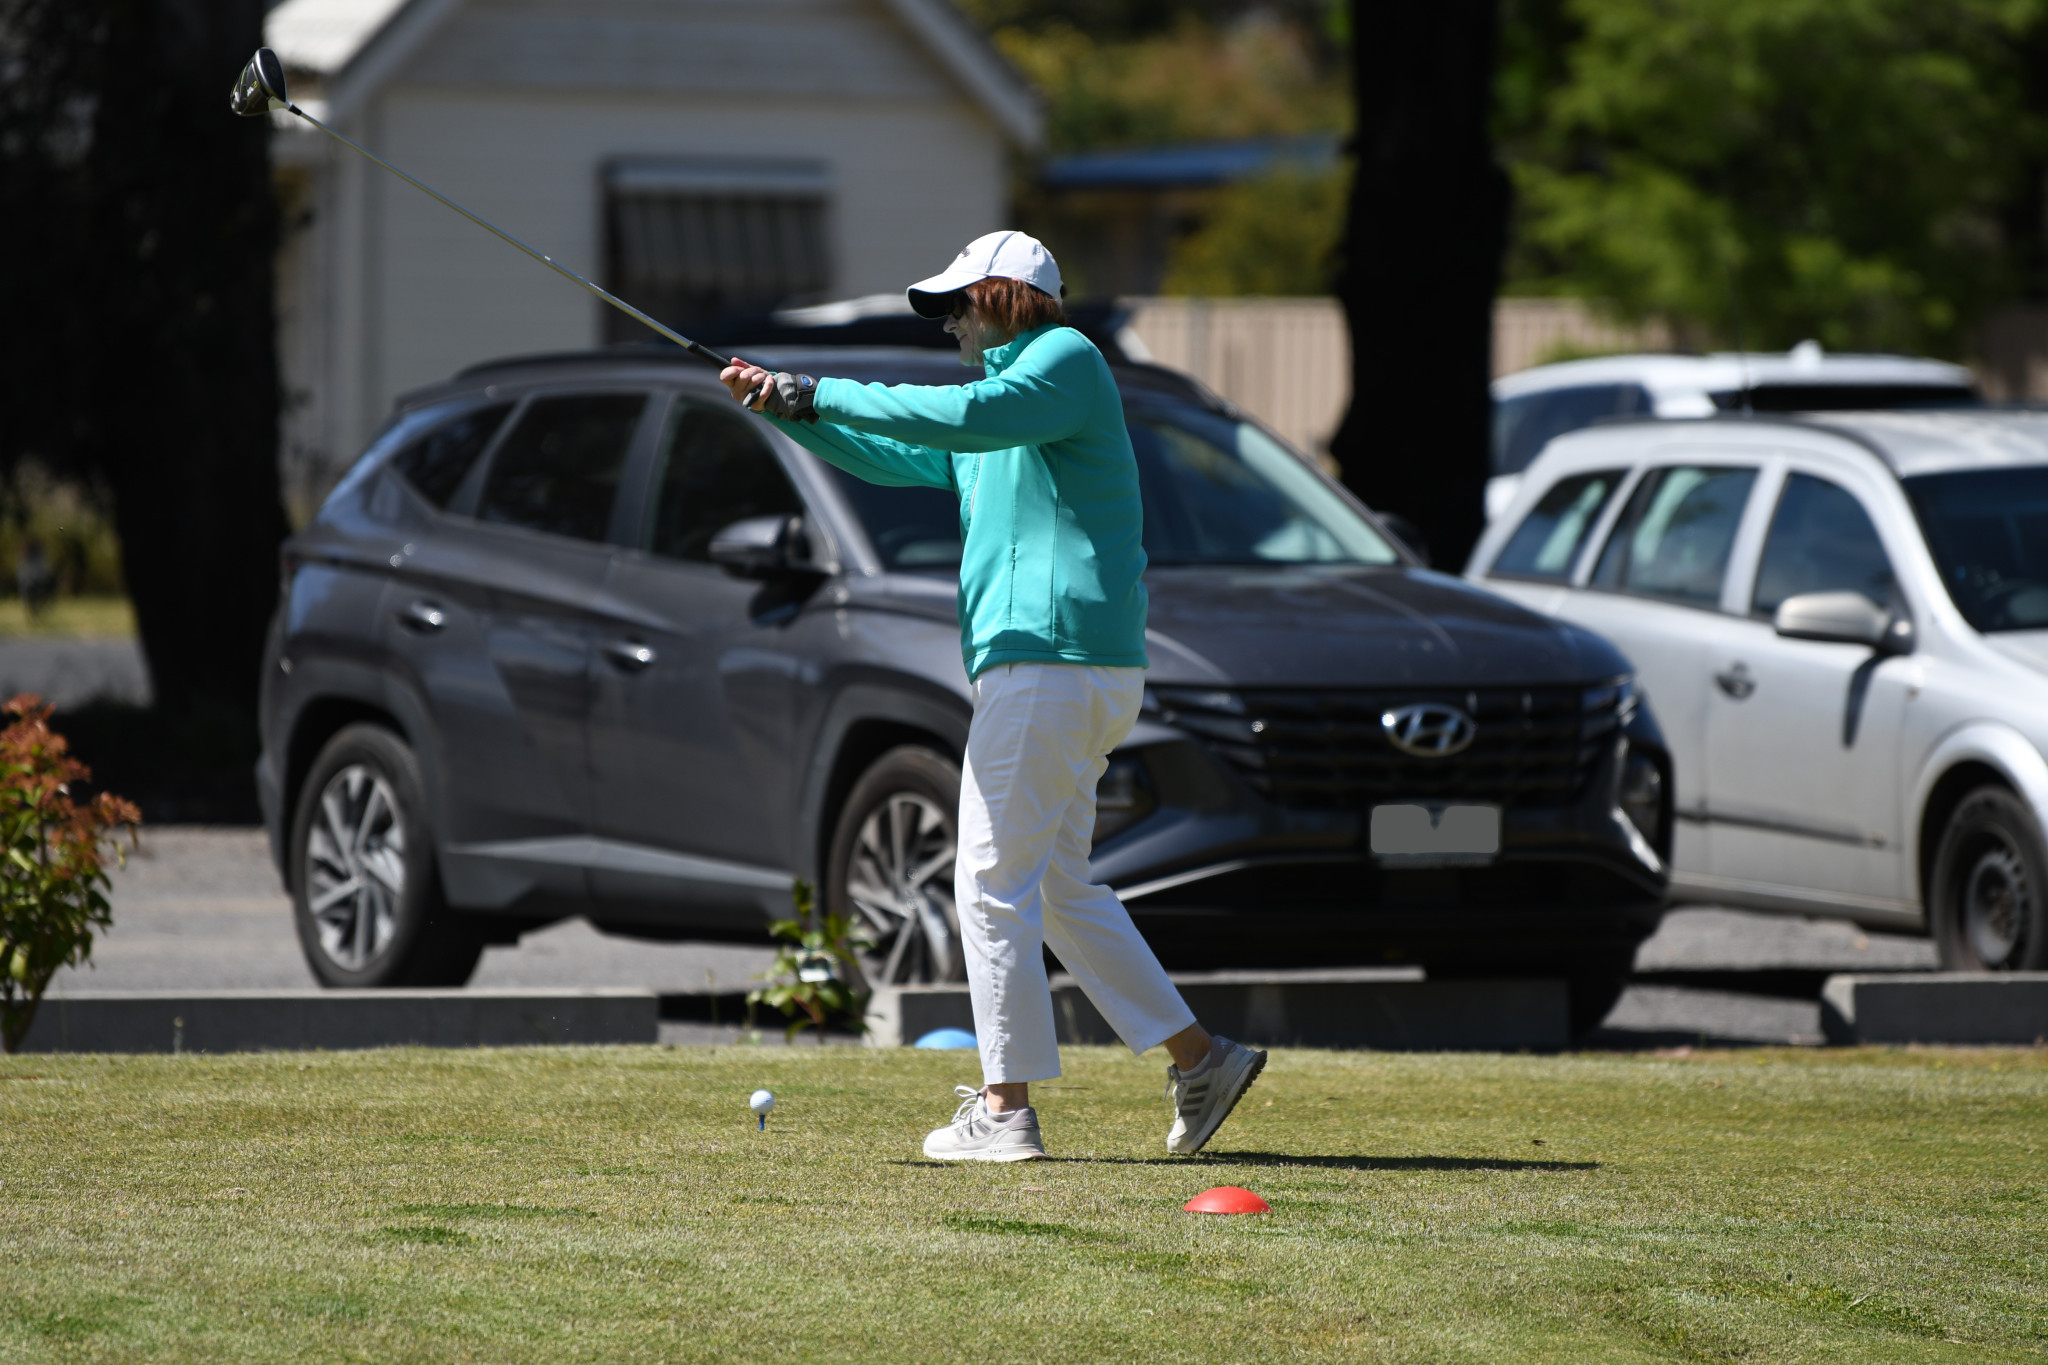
[767,324,1149,680]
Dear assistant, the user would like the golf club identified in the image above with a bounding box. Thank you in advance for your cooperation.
[230,47,738,374]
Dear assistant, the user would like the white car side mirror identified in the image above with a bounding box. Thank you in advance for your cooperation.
[1773,591,1913,653]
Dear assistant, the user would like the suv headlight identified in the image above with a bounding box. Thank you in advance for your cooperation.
[1580,675,1639,739]
[1620,748,1665,852]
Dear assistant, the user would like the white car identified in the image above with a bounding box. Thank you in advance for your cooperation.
[1465,409,2048,971]
[1488,346,1978,522]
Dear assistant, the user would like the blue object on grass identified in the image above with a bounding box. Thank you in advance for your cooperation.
[914,1027,978,1050]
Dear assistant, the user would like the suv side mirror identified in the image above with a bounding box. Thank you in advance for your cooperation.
[1773,591,1914,653]
[709,514,809,579]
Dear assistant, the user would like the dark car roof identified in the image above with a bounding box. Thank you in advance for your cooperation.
[397,342,1226,417]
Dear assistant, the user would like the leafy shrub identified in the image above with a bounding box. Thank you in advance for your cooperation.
[0,695,140,1052]
[747,880,872,1043]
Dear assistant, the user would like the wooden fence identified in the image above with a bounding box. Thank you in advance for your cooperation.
[1118,296,1670,455]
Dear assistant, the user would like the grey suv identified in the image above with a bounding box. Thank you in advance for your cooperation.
[258,347,1672,1029]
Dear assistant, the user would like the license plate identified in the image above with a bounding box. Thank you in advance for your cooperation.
[1369,803,1501,867]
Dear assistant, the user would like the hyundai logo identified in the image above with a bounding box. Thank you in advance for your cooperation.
[1381,703,1477,757]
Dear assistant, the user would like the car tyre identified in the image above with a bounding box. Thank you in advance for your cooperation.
[827,745,965,988]
[1563,957,1635,1040]
[1929,786,2046,971]
[289,723,484,988]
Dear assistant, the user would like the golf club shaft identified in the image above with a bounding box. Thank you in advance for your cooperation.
[287,104,734,371]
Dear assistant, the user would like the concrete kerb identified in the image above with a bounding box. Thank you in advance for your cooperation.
[1821,972,2048,1045]
[16,989,659,1053]
[867,969,1572,1052]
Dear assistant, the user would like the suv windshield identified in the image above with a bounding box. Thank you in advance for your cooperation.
[1904,465,2048,633]
[827,407,1398,572]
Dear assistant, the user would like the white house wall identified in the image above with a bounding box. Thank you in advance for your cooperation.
[288,0,1014,484]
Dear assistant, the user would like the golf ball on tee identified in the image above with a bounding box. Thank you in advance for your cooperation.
[749,1089,775,1116]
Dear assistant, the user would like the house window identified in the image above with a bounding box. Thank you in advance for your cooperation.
[604,158,832,343]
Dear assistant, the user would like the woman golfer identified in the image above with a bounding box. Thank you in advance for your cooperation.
[721,231,1264,1160]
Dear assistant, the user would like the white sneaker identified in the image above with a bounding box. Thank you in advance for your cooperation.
[1166,1036,1267,1154]
[922,1086,1047,1162]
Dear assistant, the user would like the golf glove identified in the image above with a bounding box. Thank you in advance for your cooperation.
[759,371,819,424]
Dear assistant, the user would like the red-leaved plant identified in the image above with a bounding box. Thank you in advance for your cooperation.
[0,695,140,1053]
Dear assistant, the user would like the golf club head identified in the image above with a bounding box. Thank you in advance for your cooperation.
[229,47,289,117]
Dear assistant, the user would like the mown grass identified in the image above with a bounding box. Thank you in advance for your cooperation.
[1,1045,2043,1362]
[0,595,133,639]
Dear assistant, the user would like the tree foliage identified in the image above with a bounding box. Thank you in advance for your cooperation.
[987,10,1347,154]
[975,1,1349,297]
[1498,0,2048,354]
[0,696,139,1053]
[1161,166,1347,295]
[0,0,289,724]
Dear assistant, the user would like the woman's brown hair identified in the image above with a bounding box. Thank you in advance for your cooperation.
[963,275,1067,338]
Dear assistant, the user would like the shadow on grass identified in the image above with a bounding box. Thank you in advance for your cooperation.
[892,1154,1597,1172]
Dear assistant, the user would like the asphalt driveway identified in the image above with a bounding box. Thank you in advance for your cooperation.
[47,826,1938,1046]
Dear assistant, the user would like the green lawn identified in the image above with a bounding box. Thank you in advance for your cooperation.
[0,595,134,639]
[2,1045,2043,1363]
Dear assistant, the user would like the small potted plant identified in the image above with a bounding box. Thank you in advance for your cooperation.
[747,879,872,1044]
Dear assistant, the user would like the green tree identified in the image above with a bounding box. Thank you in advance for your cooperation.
[1500,0,2048,354]
[1161,165,1348,295]
[989,11,1347,154]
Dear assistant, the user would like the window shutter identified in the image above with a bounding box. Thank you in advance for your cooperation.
[604,159,832,342]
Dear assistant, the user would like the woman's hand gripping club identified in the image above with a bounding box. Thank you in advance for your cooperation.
[720,361,820,424]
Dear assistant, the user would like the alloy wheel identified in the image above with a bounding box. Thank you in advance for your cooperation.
[846,791,958,985]
[305,763,409,971]
[1963,839,2029,967]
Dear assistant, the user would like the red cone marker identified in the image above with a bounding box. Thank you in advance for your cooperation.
[1183,1186,1269,1215]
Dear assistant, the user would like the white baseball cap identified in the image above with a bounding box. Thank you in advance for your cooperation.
[906,230,1064,318]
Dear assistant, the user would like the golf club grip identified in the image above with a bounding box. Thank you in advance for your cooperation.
[286,105,732,370]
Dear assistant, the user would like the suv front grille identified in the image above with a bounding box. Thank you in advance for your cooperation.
[1149,683,1629,810]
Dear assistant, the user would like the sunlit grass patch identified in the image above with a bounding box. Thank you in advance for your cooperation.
[0,594,134,639]
[1,1044,2042,1362]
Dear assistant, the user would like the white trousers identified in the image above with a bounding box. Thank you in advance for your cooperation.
[955,662,1196,1085]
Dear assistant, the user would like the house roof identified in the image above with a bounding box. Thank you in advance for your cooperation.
[1041,134,1340,190]
[264,0,1043,146]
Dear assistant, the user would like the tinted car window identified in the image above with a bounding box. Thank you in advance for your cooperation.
[827,409,1398,572]
[389,402,511,508]
[1491,469,1627,580]
[826,475,962,571]
[1751,474,1895,617]
[645,401,804,562]
[1491,384,1652,477]
[1904,464,2048,632]
[1129,410,1397,565]
[1592,465,1757,605]
[477,393,647,542]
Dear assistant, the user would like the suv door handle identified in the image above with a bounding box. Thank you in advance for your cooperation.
[1714,663,1755,700]
[399,600,446,632]
[605,639,656,671]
